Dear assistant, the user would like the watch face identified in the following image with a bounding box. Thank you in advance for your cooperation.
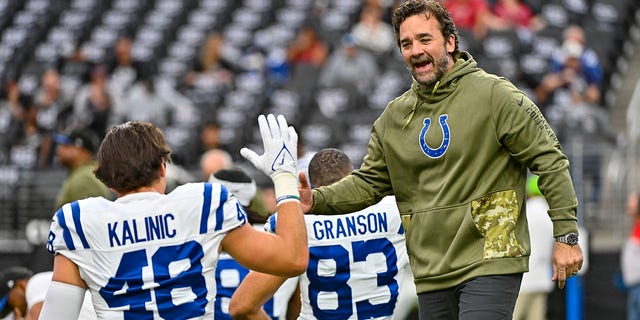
[567,233,579,245]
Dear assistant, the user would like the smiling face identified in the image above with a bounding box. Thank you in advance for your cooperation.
[399,13,456,87]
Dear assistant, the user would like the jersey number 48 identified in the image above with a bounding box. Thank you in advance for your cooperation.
[99,240,208,319]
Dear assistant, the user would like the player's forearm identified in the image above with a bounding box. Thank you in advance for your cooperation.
[230,271,288,319]
[266,172,308,276]
[273,200,308,276]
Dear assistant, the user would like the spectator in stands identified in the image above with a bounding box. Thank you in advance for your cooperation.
[199,120,222,152]
[34,68,73,168]
[7,96,53,169]
[440,0,500,39]
[59,42,93,90]
[622,191,640,320]
[513,175,554,320]
[107,35,145,91]
[117,68,175,128]
[491,0,545,31]
[72,64,112,141]
[53,128,113,211]
[183,32,235,94]
[286,25,328,68]
[286,25,328,108]
[536,38,617,206]
[0,80,26,164]
[318,33,380,96]
[200,148,234,181]
[351,4,396,56]
[536,30,602,108]
[107,35,150,119]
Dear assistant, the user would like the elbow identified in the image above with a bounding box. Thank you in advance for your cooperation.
[229,299,257,319]
[283,252,309,277]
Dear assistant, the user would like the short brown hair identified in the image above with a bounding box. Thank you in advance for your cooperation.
[308,148,353,188]
[94,121,172,194]
[391,0,460,59]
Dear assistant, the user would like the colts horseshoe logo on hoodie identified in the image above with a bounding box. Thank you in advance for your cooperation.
[418,114,450,159]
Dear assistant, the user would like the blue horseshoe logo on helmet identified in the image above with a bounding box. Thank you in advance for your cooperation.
[419,114,450,159]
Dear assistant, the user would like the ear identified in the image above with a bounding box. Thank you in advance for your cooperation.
[446,34,456,54]
[160,160,167,178]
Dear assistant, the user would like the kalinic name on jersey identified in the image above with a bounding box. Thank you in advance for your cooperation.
[108,213,177,247]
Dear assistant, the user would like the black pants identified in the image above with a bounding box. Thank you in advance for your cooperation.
[418,274,523,320]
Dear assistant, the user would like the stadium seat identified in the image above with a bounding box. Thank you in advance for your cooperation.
[265,88,303,125]
[591,0,631,26]
[481,29,521,59]
[530,25,563,59]
[540,2,570,28]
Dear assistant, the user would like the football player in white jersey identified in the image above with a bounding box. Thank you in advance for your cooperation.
[208,168,299,320]
[229,148,412,320]
[39,115,308,319]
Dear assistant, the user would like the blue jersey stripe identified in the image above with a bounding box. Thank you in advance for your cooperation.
[200,183,213,234]
[214,185,228,231]
[56,208,75,250]
[268,214,277,233]
[70,201,90,249]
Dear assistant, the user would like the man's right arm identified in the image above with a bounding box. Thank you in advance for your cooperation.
[309,116,392,215]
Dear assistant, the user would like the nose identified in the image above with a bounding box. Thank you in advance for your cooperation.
[409,41,424,57]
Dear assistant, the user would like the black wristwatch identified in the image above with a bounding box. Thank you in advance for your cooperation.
[555,232,579,246]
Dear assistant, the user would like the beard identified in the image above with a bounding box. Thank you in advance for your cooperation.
[408,48,450,87]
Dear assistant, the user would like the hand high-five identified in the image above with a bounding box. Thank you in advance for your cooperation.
[241,114,299,206]
[241,114,297,178]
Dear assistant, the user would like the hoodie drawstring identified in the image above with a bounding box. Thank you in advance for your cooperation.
[431,80,440,96]
[403,80,440,130]
[403,99,418,130]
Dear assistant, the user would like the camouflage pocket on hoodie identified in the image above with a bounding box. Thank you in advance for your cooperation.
[471,190,524,259]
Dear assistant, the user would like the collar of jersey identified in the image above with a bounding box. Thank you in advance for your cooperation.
[115,191,164,203]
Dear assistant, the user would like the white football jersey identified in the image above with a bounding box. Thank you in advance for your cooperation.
[215,225,298,320]
[267,196,409,320]
[47,182,247,319]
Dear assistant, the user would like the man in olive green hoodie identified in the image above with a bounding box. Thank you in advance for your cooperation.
[54,128,113,211]
[298,1,583,319]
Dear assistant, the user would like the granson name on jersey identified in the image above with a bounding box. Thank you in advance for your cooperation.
[312,211,389,240]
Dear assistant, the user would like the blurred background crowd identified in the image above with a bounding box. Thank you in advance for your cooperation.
[0,0,639,318]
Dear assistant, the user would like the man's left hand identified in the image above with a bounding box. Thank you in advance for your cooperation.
[551,243,584,289]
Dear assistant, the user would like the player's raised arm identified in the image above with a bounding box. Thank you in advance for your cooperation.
[221,114,308,276]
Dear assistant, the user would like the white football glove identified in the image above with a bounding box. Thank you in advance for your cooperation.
[241,114,299,204]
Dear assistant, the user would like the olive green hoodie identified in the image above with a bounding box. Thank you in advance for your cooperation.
[310,52,578,293]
